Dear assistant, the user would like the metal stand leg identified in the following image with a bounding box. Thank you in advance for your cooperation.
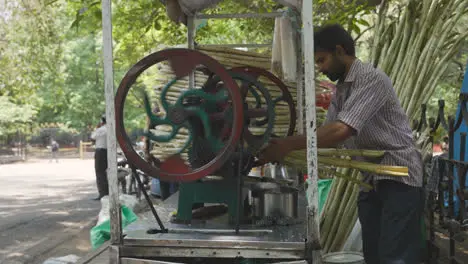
[235,133,244,234]
[130,166,168,234]
[109,245,121,264]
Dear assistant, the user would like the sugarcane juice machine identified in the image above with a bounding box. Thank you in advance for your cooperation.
[115,48,300,230]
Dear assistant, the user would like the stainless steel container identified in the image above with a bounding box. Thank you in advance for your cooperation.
[264,163,299,186]
[260,191,298,218]
[250,182,298,218]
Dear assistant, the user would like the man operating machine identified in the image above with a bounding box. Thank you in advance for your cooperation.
[260,24,424,264]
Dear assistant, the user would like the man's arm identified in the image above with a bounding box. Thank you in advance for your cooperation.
[91,126,105,140]
[283,121,354,151]
[90,129,98,141]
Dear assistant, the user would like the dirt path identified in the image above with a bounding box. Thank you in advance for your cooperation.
[0,159,100,264]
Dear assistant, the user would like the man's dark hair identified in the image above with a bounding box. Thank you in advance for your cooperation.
[314,24,355,56]
[101,114,106,124]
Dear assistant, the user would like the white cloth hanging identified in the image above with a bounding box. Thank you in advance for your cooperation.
[271,14,298,82]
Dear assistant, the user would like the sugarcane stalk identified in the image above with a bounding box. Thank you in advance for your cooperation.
[320,166,373,190]
[323,173,356,252]
[285,151,408,176]
[319,168,346,220]
[325,170,359,252]
[391,10,413,97]
[322,178,351,251]
[380,3,407,76]
[204,55,270,69]
[338,199,359,251]
[317,148,384,158]
[415,37,468,120]
[155,80,298,98]
[401,0,437,71]
[402,37,437,111]
[376,23,394,67]
[391,23,418,95]
[370,0,389,64]
[318,156,408,177]
[403,1,454,112]
[289,149,386,159]
[320,171,348,230]
[329,183,359,252]
[203,52,271,64]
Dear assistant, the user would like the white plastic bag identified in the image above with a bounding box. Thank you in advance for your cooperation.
[342,218,363,252]
[97,194,139,225]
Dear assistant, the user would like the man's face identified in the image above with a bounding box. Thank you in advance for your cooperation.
[315,51,346,82]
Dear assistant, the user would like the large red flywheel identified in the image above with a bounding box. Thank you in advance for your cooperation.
[115,49,244,182]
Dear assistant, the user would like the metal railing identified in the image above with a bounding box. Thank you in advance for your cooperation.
[423,94,468,264]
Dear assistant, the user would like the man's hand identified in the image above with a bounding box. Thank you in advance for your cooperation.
[256,121,353,165]
[258,138,293,164]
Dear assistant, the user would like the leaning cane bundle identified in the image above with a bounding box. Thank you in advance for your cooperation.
[284,148,408,252]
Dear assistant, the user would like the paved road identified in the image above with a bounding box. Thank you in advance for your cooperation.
[0,159,101,264]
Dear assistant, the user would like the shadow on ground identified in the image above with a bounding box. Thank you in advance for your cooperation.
[0,162,101,264]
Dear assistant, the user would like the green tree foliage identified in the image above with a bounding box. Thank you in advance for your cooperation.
[0,96,36,136]
[2,0,462,141]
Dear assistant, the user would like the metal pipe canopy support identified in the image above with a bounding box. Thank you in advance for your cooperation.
[302,0,321,263]
[187,16,195,89]
[101,0,122,248]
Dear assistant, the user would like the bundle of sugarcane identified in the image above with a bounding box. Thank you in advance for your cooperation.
[284,149,409,178]
[196,46,334,98]
[370,0,468,122]
[148,124,191,161]
[316,124,433,253]
[154,62,298,108]
[149,62,297,158]
[148,47,289,158]
[283,148,410,253]
[147,46,335,163]
[197,46,273,70]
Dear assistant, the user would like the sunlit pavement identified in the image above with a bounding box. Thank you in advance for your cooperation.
[0,159,101,264]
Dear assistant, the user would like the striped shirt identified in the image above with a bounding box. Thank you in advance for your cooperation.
[324,59,423,188]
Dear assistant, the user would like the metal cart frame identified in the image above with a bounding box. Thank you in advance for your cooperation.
[100,0,321,263]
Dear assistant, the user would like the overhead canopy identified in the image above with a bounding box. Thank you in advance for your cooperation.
[162,0,381,25]
[163,0,301,24]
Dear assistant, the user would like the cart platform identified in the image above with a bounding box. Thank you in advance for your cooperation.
[121,191,308,260]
